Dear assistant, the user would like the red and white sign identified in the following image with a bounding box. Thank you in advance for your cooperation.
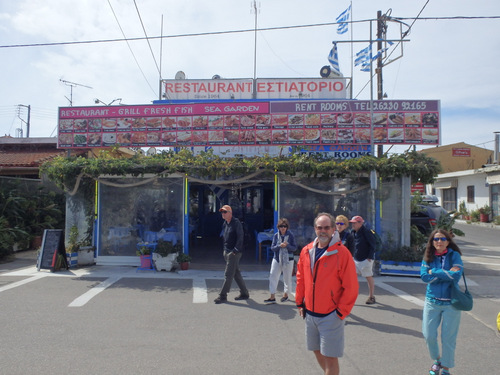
[452,148,471,157]
[161,78,348,101]
[255,78,347,99]
[57,99,440,149]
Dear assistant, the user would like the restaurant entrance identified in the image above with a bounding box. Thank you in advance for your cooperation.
[188,182,274,263]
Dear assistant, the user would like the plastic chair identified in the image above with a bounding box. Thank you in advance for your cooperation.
[263,243,273,263]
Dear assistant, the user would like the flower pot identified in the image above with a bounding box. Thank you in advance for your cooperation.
[139,254,152,269]
[180,261,189,270]
[480,213,489,223]
[379,260,421,277]
[152,253,177,271]
[67,252,78,268]
[78,246,95,266]
[31,235,42,250]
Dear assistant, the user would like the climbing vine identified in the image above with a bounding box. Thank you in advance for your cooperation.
[40,148,441,192]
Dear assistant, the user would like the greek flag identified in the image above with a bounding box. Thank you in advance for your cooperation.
[372,40,394,60]
[327,42,341,75]
[336,5,351,34]
[355,45,372,68]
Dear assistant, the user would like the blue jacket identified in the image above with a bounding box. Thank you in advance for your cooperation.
[270,230,297,262]
[353,225,376,261]
[420,248,463,301]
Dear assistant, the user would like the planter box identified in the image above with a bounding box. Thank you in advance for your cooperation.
[67,252,78,268]
[152,253,177,271]
[78,247,95,266]
[379,260,421,277]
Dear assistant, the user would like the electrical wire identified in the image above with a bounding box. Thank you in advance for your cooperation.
[3,15,499,50]
[132,0,161,76]
[354,0,431,99]
[106,0,157,96]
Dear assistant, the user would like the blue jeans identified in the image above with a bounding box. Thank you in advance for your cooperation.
[422,299,461,369]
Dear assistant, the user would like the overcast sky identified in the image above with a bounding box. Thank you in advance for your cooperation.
[0,0,499,153]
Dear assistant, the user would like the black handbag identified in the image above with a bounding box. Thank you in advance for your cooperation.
[451,271,473,311]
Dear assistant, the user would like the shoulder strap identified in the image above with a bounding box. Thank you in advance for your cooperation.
[462,271,468,291]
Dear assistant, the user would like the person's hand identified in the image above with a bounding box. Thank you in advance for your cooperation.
[298,307,305,319]
[280,242,287,248]
[450,266,461,272]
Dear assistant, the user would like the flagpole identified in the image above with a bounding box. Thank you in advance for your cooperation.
[369,20,374,157]
[349,1,353,99]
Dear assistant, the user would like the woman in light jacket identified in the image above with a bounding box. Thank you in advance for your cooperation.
[421,229,463,375]
[264,218,297,304]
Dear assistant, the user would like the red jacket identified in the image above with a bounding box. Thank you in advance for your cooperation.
[296,238,359,319]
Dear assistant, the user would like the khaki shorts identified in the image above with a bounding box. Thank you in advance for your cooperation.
[354,258,374,277]
[305,312,344,358]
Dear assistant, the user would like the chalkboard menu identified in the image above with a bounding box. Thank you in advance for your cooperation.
[37,229,67,272]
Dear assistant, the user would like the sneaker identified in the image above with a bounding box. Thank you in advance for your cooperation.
[366,296,376,305]
[264,298,276,304]
[280,296,289,303]
[235,293,250,301]
[214,296,227,304]
[429,361,442,375]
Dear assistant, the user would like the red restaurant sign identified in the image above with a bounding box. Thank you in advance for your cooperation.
[57,99,440,149]
[452,147,471,157]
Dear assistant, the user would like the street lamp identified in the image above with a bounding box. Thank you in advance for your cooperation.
[94,98,122,106]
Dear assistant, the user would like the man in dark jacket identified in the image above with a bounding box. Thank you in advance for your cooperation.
[214,205,250,304]
[350,215,377,304]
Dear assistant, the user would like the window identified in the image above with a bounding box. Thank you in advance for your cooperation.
[467,185,475,203]
[442,188,457,212]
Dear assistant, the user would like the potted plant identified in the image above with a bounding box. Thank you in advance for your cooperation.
[176,252,192,270]
[136,246,152,269]
[458,200,469,220]
[152,240,180,271]
[470,209,480,222]
[478,204,492,223]
[378,226,426,276]
[77,239,95,266]
[66,225,80,268]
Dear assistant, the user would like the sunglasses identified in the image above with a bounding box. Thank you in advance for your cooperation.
[315,225,332,231]
[335,222,345,226]
[433,237,448,242]
[220,210,228,214]
[278,225,288,228]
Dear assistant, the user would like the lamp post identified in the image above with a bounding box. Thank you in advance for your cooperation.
[94,98,122,106]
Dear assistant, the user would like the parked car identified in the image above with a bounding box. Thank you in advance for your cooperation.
[411,196,449,235]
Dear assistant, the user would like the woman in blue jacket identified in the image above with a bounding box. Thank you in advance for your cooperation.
[421,229,463,375]
[264,218,297,304]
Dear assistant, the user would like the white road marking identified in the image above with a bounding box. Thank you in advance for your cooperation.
[193,277,208,303]
[0,274,48,293]
[376,281,425,307]
[68,275,122,307]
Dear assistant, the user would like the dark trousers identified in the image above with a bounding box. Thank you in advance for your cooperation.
[219,251,248,298]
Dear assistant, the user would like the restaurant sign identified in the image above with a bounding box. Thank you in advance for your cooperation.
[161,78,348,100]
[57,99,440,149]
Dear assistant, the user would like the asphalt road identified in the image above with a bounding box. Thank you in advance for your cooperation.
[1,222,498,375]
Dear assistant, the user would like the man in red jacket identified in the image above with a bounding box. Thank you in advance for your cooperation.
[296,212,359,375]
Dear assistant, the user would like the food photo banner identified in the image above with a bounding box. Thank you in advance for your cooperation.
[57,99,440,149]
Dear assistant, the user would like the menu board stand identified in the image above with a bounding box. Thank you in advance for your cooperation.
[37,229,68,272]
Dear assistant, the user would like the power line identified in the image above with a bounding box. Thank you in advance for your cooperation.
[106,0,157,96]
[132,0,161,76]
[2,15,499,50]
[354,1,431,99]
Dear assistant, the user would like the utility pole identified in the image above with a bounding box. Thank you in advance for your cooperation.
[17,104,31,138]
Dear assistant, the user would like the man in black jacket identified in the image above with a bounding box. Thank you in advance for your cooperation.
[214,205,250,304]
[350,215,377,304]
